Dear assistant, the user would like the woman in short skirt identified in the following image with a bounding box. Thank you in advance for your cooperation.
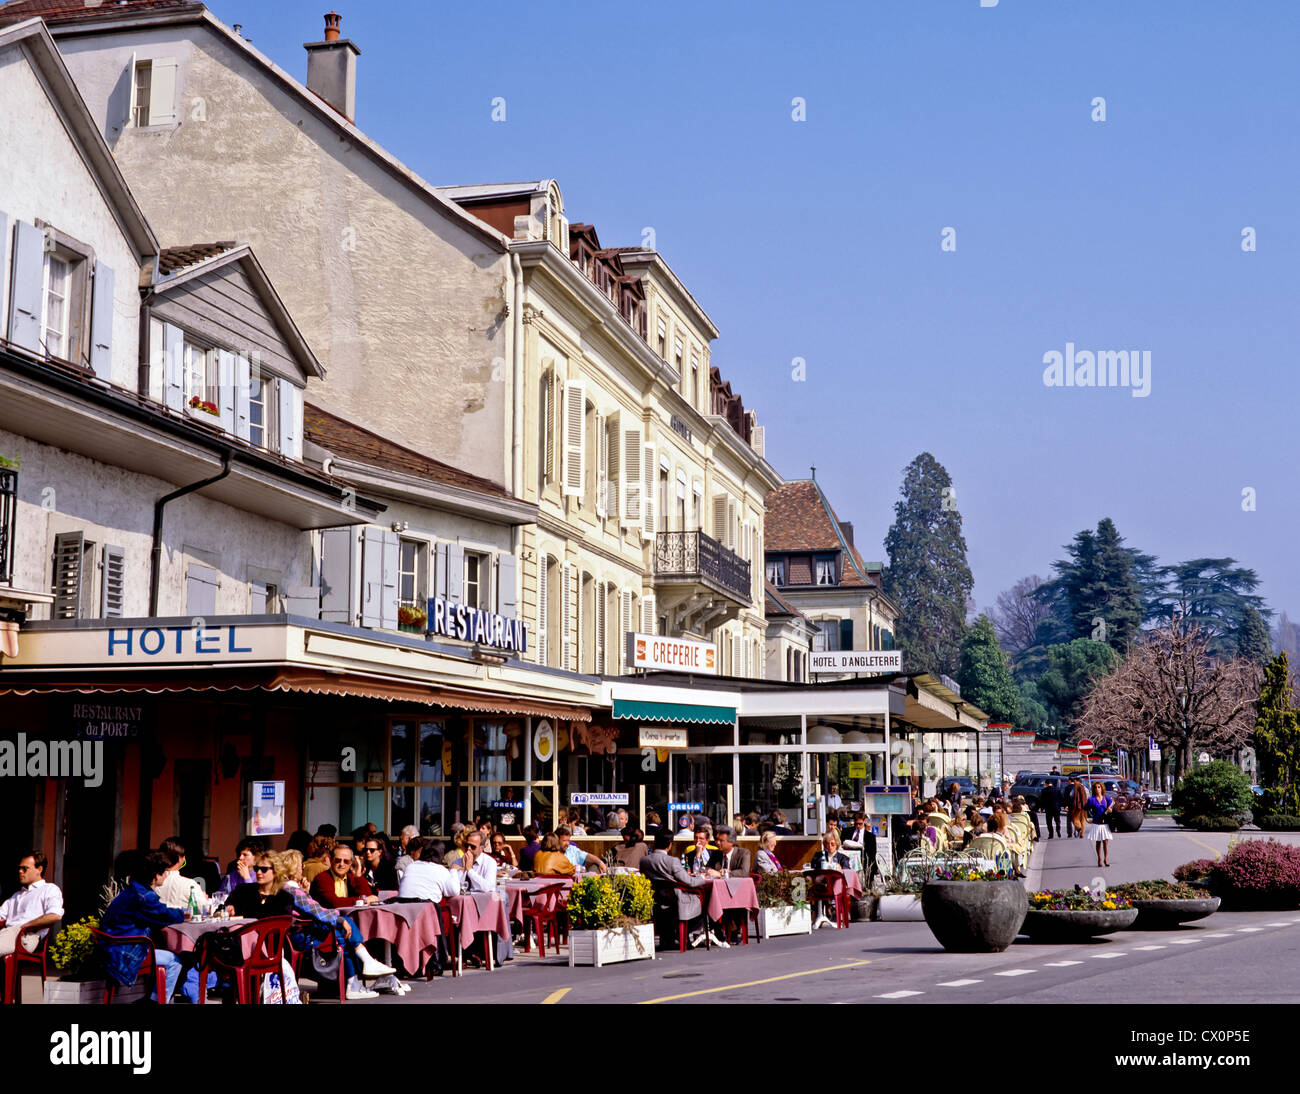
[1084,781,1114,868]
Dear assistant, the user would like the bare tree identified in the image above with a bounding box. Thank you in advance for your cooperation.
[1076,618,1261,780]
[988,575,1052,658]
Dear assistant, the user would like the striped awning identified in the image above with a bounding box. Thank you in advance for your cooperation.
[611,698,735,725]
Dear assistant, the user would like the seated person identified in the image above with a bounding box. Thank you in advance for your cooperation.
[532,833,577,877]
[393,825,421,878]
[742,813,761,837]
[557,825,605,874]
[517,825,541,872]
[715,826,750,876]
[638,829,722,949]
[309,845,378,908]
[444,825,468,868]
[450,830,498,893]
[614,827,649,870]
[683,825,722,876]
[490,832,518,870]
[215,838,258,899]
[398,838,459,902]
[0,851,64,956]
[361,837,399,893]
[302,836,335,885]
[98,851,184,1003]
[808,829,852,930]
[768,811,794,836]
[155,838,207,911]
[223,852,296,918]
[754,830,783,874]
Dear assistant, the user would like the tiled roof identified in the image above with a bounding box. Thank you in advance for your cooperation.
[0,0,200,26]
[304,403,511,500]
[157,241,237,275]
[765,480,876,587]
[764,580,810,621]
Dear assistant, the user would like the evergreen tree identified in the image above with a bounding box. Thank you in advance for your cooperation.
[1252,652,1300,817]
[882,453,974,677]
[1157,558,1269,658]
[956,615,1023,726]
[1035,519,1144,653]
[1017,682,1052,734]
[1238,605,1272,665]
[1033,638,1117,730]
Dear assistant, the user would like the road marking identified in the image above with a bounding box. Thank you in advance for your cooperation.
[1204,933,1232,938]
[937,979,983,986]
[637,959,871,1004]
[541,988,571,1005]
[1180,833,1224,859]
[1092,952,1124,958]
[1044,960,1082,967]
[995,969,1037,976]
[876,990,923,998]
[1167,938,1201,945]
[1133,945,1166,951]
[1266,922,1292,927]
[1237,927,1264,933]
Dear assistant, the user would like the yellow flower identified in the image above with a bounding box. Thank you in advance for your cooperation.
[1102,900,1116,910]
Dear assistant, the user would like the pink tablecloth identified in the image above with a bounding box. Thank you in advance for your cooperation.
[797,868,862,900]
[699,877,759,921]
[445,892,510,949]
[349,902,441,972]
[503,879,572,923]
[162,918,256,958]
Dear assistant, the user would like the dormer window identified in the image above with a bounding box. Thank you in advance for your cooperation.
[248,373,277,449]
[815,555,836,585]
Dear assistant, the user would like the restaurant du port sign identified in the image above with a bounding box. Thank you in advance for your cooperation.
[810,649,902,675]
[626,633,716,674]
[427,596,528,653]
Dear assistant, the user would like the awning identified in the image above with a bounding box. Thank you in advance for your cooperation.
[612,698,735,725]
[0,667,592,722]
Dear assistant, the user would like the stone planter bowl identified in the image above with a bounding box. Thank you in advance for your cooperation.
[1019,906,1138,942]
[1108,808,1144,834]
[1130,896,1220,929]
[921,880,1028,953]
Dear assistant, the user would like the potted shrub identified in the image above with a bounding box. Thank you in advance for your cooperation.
[567,874,656,967]
[1111,880,1220,929]
[755,872,812,938]
[1173,858,1217,890]
[1107,793,1146,833]
[921,867,1026,953]
[45,879,149,1004]
[1206,838,1300,911]
[1172,761,1254,830]
[1020,888,1137,942]
[397,604,428,633]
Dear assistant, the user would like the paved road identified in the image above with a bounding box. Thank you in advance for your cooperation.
[350,818,1300,1006]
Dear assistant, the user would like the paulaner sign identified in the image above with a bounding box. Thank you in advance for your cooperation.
[810,650,902,674]
[427,596,528,653]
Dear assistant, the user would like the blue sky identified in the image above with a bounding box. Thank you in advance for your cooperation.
[220,0,1300,621]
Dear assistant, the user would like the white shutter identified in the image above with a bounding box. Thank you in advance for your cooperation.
[576,572,585,672]
[127,52,138,126]
[186,563,220,617]
[595,412,608,518]
[276,380,303,459]
[712,494,729,543]
[319,527,357,623]
[8,220,44,353]
[621,425,642,525]
[380,531,399,629]
[561,562,572,670]
[361,528,385,628]
[605,411,620,522]
[727,499,737,550]
[497,552,517,617]
[537,553,549,665]
[447,543,464,604]
[732,635,742,677]
[562,379,585,496]
[640,593,656,635]
[89,261,114,380]
[163,323,184,410]
[234,354,251,440]
[595,581,605,674]
[641,440,656,540]
[217,349,236,435]
[147,57,178,126]
[100,545,125,618]
[619,588,632,671]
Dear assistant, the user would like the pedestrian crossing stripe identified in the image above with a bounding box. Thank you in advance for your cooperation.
[1167,938,1200,944]
[1044,960,1082,966]
[995,969,1037,976]
[875,990,924,998]
[1092,952,1124,958]
[936,979,982,986]
[1132,945,1165,950]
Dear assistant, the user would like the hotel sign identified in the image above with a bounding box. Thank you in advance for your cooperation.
[427,596,527,653]
[627,633,716,674]
[1,624,285,667]
[810,649,902,674]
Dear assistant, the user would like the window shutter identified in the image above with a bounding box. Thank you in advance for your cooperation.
[712,494,729,543]
[89,261,115,380]
[163,323,184,410]
[621,425,642,525]
[640,593,656,635]
[576,571,585,672]
[619,588,632,671]
[100,544,125,617]
[447,543,464,604]
[431,542,448,599]
[186,562,219,617]
[641,440,656,540]
[217,349,236,434]
[360,527,386,628]
[127,52,138,126]
[537,553,549,665]
[840,618,854,651]
[250,580,269,614]
[380,531,400,629]
[52,531,85,619]
[594,581,605,674]
[605,411,620,522]
[277,379,302,458]
[0,210,7,340]
[595,412,608,518]
[320,528,356,622]
[497,552,517,617]
[234,354,251,440]
[732,634,742,676]
[9,220,44,354]
[562,379,585,497]
[813,626,827,653]
[147,57,178,125]
[283,585,320,616]
[560,562,572,670]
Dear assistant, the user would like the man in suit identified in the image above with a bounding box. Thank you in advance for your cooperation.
[715,826,750,876]
[1039,780,1062,839]
[683,825,722,876]
[638,830,718,948]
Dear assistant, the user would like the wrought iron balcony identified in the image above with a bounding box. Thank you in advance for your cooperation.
[655,530,751,603]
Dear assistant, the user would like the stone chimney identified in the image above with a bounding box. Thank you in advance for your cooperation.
[304,10,360,122]
[840,521,854,548]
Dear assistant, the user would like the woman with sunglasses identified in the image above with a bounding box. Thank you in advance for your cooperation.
[222,852,296,918]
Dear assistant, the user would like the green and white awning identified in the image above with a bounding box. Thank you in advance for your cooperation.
[611,698,735,725]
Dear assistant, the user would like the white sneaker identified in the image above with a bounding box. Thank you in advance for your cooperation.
[374,974,402,994]
[712,933,730,948]
[345,976,379,1000]
[355,945,397,979]
[689,931,707,948]
[812,915,831,930]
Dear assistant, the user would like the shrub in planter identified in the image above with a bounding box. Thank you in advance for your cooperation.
[1172,761,1254,825]
[754,872,809,910]
[1021,887,1137,941]
[1254,815,1300,832]
[1208,838,1300,910]
[567,874,654,966]
[1183,815,1241,832]
[49,916,100,980]
[1111,880,1221,928]
[1173,858,1217,883]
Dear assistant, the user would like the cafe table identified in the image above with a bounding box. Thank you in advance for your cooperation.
[444,891,510,972]
[501,876,574,924]
[162,916,257,958]
[695,876,761,945]
[349,901,442,976]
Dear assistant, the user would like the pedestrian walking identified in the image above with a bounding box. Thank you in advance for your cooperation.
[1068,778,1088,838]
[1039,779,1062,839]
[1085,781,1115,867]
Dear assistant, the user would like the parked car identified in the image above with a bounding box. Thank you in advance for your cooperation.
[1141,786,1172,808]
[942,776,979,800]
[1010,774,1071,807]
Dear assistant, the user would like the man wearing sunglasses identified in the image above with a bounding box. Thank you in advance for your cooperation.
[361,839,398,893]
[0,851,64,957]
[450,831,513,962]
[309,846,378,909]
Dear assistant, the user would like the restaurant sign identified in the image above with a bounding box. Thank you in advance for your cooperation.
[667,801,703,812]
[638,726,688,749]
[627,632,716,674]
[571,792,629,806]
[427,596,527,652]
[810,649,902,674]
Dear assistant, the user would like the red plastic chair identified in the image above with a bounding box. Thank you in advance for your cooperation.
[287,916,347,1002]
[520,883,566,958]
[2,921,59,1003]
[651,881,710,952]
[90,928,168,1004]
[806,869,850,928]
[198,916,292,1004]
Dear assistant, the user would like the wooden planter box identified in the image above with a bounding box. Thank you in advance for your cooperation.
[568,924,656,967]
[757,905,812,938]
[44,978,150,1004]
[876,894,925,921]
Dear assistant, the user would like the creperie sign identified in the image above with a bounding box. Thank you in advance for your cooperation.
[627,633,716,675]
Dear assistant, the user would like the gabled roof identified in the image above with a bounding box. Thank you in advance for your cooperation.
[0,17,157,258]
[765,479,876,588]
[0,0,198,25]
[147,242,324,379]
[764,580,811,621]
[304,402,512,501]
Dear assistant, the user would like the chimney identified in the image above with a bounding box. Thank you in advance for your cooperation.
[304,10,360,122]
[840,521,854,547]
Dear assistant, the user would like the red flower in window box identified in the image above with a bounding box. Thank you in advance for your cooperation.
[188,395,219,417]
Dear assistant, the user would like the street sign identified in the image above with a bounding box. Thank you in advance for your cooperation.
[1149,746,1161,761]
[1077,739,1095,756]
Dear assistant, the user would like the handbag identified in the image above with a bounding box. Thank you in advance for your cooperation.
[196,927,242,967]
[310,939,343,980]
